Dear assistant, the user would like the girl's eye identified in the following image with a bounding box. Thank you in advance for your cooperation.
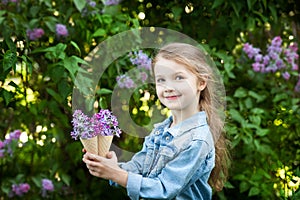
[156,78,165,83]
[175,75,184,80]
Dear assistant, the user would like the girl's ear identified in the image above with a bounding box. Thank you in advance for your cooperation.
[198,79,207,91]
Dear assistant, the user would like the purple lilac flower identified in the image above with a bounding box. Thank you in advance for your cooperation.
[271,36,282,47]
[0,140,4,149]
[11,183,30,197]
[129,50,152,70]
[41,179,54,197]
[56,24,68,37]
[9,130,21,140]
[252,62,262,72]
[243,43,260,59]
[139,71,148,82]
[42,179,54,191]
[116,74,136,88]
[87,0,96,7]
[71,110,95,140]
[262,55,270,66]
[26,28,45,41]
[282,72,291,80]
[94,109,121,137]
[103,0,120,6]
[284,43,299,70]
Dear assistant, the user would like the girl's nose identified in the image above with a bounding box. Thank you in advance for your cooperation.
[163,83,175,93]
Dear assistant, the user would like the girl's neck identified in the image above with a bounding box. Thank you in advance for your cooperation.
[170,110,199,127]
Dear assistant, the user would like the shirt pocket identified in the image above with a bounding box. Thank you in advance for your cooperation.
[149,145,176,177]
[142,142,155,176]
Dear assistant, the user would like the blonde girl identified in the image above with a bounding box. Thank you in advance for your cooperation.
[83,42,230,199]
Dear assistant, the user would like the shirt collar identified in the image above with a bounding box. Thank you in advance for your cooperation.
[154,111,208,137]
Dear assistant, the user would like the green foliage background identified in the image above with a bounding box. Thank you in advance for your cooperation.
[0,0,299,199]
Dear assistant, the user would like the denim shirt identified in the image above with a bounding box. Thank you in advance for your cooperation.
[118,111,215,200]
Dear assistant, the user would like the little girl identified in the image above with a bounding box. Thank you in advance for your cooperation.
[82,43,230,199]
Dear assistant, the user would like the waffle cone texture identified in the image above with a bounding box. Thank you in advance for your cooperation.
[80,135,113,156]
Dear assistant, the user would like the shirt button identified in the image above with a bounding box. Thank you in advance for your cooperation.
[155,131,160,135]
[166,136,170,141]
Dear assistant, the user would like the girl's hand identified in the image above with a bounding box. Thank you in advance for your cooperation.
[82,151,128,187]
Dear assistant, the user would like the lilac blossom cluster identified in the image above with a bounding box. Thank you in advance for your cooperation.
[116,50,152,89]
[26,28,45,41]
[0,129,21,158]
[71,109,121,140]
[26,23,68,41]
[10,183,30,197]
[41,179,54,197]
[56,24,69,37]
[243,36,300,92]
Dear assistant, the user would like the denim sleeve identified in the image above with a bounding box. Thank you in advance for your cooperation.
[126,140,211,200]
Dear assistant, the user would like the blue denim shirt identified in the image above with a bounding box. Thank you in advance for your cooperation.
[118,111,215,200]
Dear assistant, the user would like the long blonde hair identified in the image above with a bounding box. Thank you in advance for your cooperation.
[152,43,230,191]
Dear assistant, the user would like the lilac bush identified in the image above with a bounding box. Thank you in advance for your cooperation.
[242,36,299,91]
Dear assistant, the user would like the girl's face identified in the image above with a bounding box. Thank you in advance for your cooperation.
[154,57,206,116]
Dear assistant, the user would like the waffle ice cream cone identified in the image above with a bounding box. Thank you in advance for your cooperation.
[97,135,113,157]
[80,136,98,155]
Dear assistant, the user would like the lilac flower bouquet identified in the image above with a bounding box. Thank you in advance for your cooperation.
[71,109,121,139]
[70,109,121,156]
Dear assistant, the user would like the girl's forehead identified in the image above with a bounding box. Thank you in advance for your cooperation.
[154,60,195,78]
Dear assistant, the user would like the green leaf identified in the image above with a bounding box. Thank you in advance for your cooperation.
[96,88,112,95]
[268,5,277,23]
[256,128,269,137]
[99,97,107,109]
[248,91,266,102]
[229,109,245,123]
[240,181,250,193]
[31,176,42,187]
[63,56,87,82]
[234,87,247,98]
[46,88,63,103]
[248,186,260,196]
[273,93,288,103]
[224,63,236,78]
[32,43,67,60]
[63,56,80,81]
[2,90,13,105]
[73,0,86,12]
[92,28,106,37]
[3,50,17,72]
[61,173,71,186]
[70,41,81,56]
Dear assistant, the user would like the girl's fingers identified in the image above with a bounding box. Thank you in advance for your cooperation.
[84,152,99,161]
